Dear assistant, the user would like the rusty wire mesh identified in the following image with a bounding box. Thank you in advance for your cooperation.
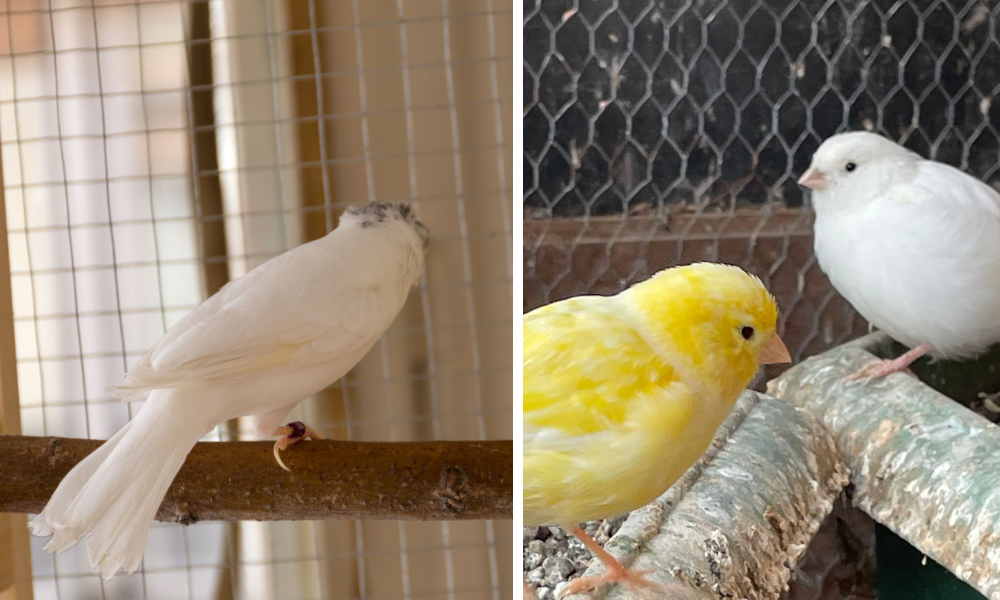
[523,0,999,597]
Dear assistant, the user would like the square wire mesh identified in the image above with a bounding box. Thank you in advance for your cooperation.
[1,0,514,598]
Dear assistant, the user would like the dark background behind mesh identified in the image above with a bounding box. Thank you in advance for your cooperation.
[525,0,1000,216]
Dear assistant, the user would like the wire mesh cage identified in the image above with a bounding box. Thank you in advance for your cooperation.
[524,0,1000,363]
[0,0,513,599]
[524,0,999,596]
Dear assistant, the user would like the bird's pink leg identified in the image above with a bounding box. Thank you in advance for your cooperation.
[273,421,325,471]
[558,526,664,599]
[848,344,931,381]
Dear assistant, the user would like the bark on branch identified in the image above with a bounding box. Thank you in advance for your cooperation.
[0,436,512,522]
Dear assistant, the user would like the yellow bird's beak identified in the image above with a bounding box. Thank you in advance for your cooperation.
[759,333,792,365]
[798,167,827,191]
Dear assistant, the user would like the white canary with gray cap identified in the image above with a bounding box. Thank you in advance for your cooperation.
[29,200,430,579]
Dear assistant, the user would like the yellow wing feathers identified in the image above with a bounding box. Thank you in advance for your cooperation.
[523,295,708,524]
[523,263,786,527]
[523,296,685,438]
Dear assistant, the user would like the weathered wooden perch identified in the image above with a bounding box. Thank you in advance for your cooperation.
[0,436,512,522]
[568,392,848,600]
[768,333,1000,600]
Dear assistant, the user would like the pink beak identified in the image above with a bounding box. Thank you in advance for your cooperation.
[798,167,827,191]
[759,333,792,365]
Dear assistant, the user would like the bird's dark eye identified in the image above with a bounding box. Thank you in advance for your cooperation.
[741,326,755,340]
[845,162,857,172]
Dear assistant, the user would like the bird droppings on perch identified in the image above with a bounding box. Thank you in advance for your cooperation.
[684,461,849,600]
[0,436,511,521]
[969,390,1000,423]
[780,496,879,600]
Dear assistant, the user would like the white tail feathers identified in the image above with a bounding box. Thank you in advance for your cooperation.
[29,390,215,580]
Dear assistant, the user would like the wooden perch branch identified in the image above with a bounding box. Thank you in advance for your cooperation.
[0,436,512,522]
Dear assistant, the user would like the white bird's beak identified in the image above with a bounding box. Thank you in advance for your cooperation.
[798,167,827,191]
[759,333,792,365]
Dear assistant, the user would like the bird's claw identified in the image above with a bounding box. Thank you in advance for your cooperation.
[847,359,918,381]
[557,567,662,599]
[847,344,930,382]
[273,444,292,472]
[273,421,324,472]
[560,525,667,599]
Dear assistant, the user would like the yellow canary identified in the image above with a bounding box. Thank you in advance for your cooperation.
[523,263,790,596]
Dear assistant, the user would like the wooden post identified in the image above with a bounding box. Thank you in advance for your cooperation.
[0,135,33,600]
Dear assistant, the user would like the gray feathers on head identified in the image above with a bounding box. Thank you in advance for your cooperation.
[345,201,430,249]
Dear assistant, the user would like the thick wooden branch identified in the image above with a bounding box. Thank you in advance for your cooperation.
[0,436,512,522]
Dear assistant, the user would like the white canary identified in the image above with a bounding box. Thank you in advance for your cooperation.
[800,131,1000,378]
[29,201,429,579]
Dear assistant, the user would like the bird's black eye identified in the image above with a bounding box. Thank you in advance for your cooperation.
[845,162,857,172]
[741,326,755,340]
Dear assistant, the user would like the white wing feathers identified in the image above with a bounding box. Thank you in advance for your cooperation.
[110,233,388,399]
[901,160,1000,218]
[884,159,1000,267]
